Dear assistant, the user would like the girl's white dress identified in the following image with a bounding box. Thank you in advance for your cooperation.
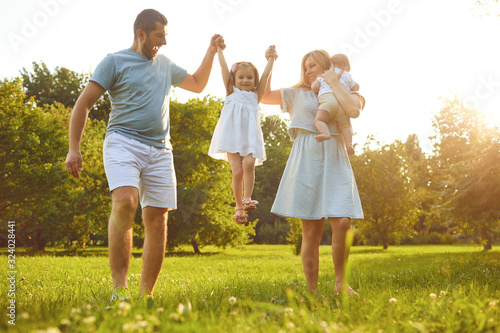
[208,87,266,166]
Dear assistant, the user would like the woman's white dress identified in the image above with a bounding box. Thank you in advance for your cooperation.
[270,88,363,220]
[208,87,266,166]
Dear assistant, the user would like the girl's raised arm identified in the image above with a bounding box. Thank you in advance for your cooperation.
[217,46,232,95]
[257,45,277,103]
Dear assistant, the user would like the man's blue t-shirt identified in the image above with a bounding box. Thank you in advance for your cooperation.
[90,48,187,148]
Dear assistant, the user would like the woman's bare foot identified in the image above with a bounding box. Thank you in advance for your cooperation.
[315,133,331,142]
[335,283,358,296]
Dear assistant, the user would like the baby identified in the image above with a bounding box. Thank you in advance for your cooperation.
[312,53,359,155]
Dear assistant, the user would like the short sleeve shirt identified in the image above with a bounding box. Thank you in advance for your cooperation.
[90,48,187,148]
[280,87,340,140]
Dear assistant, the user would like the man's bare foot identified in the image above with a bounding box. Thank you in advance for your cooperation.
[315,133,331,142]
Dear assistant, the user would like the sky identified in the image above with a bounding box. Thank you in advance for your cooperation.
[1,0,499,154]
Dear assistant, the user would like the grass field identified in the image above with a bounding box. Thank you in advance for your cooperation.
[1,245,499,332]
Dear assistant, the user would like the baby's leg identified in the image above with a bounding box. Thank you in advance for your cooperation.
[337,118,355,155]
[315,109,331,142]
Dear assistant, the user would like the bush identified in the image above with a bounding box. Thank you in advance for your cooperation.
[257,220,291,244]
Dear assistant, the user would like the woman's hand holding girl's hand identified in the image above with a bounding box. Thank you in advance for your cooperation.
[265,45,278,60]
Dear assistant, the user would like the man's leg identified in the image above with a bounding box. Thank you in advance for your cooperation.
[109,186,139,291]
[140,206,169,296]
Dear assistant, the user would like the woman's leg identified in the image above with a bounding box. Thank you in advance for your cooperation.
[301,219,325,293]
[329,217,356,294]
[242,154,256,201]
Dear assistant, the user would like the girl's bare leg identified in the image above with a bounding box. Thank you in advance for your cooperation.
[242,154,256,202]
[227,153,247,223]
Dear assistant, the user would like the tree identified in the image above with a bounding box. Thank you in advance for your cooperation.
[404,134,444,237]
[0,78,109,251]
[351,137,415,249]
[0,79,69,250]
[431,96,500,250]
[21,61,111,122]
[168,95,255,253]
[253,114,293,243]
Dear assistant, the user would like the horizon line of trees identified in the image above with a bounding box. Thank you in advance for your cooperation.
[0,62,499,253]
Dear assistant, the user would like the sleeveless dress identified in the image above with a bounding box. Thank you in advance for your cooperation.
[270,88,363,220]
[208,87,266,166]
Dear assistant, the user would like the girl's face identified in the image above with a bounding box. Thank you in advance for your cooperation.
[304,56,324,85]
[234,67,256,91]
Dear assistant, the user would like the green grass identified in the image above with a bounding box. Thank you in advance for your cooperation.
[1,245,499,332]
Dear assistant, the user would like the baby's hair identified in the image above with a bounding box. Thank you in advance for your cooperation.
[331,54,351,72]
[226,62,260,94]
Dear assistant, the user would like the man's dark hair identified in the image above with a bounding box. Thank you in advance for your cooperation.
[133,9,167,40]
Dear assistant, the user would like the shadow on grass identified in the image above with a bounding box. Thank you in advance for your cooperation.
[0,247,221,258]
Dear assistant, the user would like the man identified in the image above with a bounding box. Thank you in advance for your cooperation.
[65,9,224,299]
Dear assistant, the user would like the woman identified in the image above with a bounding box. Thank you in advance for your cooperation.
[261,49,364,295]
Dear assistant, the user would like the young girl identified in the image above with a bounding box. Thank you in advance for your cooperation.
[208,45,277,224]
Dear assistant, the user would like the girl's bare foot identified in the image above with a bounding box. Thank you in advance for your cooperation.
[315,133,331,142]
[242,198,258,211]
[232,207,248,224]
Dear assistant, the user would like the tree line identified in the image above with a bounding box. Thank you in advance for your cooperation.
[0,62,499,252]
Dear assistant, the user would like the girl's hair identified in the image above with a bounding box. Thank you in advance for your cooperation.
[226,62,260,94]
[294,50,331,89]
[331,53,351,71]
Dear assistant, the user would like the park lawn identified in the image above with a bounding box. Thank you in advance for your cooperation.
[1,245,499,332]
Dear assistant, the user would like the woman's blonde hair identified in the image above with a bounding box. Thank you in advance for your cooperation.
[294,50,331,89]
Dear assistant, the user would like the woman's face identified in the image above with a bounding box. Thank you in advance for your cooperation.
[304,56,324,85]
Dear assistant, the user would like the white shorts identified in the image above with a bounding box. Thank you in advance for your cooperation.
[103,132,177,209]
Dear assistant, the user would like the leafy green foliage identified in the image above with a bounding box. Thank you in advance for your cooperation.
[21,61,111,122]
[431,96,500,249]
[351,138,415,248]
[168,96,255,253]
[0,79,69,249]
[252,115,293,243]
[0,78,109,251]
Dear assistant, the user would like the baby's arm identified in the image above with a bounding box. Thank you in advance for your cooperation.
[311,79,321,95]
[257,45,277,102]
[217,46,232,94]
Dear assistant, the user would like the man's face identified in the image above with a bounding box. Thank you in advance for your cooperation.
[142,22,167,60]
